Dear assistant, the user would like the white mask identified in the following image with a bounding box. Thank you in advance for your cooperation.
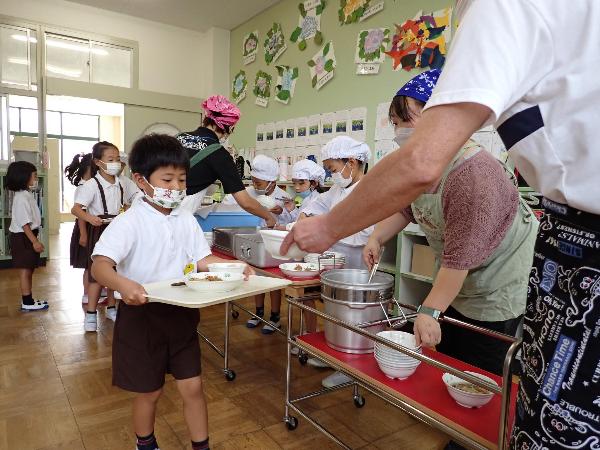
[394,128,414,147]
[143,178,186,209]
[100,161,121,176]
[254,181,272,196]
[455,0,475,23]
[28,180,38,191]
[331,163,353,188]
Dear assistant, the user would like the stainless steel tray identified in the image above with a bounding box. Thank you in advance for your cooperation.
[234,233,292,268]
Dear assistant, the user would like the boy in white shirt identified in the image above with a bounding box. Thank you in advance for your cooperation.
[92,134,253,450]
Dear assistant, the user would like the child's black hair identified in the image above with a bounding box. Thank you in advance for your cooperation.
[5,161,37,192]
[310,180,325,193]
[129,133,189,179]
[389,95,426,123]
[91,141,119,176]
[64,153,92,186]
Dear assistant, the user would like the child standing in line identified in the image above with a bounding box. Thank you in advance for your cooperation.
[71,141,138,332]
[92,134,253,450]
[65,153,93,304]
[6,161,48,311]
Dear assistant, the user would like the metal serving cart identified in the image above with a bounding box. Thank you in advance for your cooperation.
[283,297,521,449]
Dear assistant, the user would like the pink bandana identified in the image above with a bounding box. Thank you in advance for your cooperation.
[202,95,241,130]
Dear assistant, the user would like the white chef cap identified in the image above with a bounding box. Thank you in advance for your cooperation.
[119,151,128,164]
[321,136,371,163]
[250,154,279,181]
[292,159,326,185]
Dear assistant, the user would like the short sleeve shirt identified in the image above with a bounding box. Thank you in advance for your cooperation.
[9,190,41,233]
[92,198,211,285]
[74,176,124,216]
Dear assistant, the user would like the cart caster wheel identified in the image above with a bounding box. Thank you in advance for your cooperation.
[353,395,366,408]
[225,370,236,381]
[231,310,239,319]
[285,416,298,430]
[298,354,308,365]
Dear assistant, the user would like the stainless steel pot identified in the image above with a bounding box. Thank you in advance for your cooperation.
[321,269,394,354]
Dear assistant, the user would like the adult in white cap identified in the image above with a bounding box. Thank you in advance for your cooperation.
[176,95,275,227]
[278,159,326,225]
[283,1,600,447]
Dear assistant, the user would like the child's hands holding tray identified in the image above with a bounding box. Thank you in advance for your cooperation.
[119,278,149,305]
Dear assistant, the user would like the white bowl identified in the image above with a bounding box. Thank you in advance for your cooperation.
[442,371,497,408]
[184,272,244,293]
[374,350,421,366]
[375,359,419,380]
[279,262,320,278]
[207,263,246,274]
[259,229,307,261]
[256,195,277,209]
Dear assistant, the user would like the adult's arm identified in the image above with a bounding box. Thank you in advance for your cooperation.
[232,190,276,228]
[282,102,491,253]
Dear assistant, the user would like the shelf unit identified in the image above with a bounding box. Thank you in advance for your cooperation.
[0,168,49,267]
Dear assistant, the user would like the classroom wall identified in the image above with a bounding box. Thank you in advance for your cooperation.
[1,0,228,98]
[229,0,450,151]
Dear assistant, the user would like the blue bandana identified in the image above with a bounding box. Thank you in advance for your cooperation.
[395,69,441,103]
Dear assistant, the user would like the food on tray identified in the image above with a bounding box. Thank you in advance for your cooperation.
[189,275,224,282]
[294,264,316,271]
[170,281,186,287]
[453,382,490,394]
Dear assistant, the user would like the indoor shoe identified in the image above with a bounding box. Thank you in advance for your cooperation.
[261,320,281,334]
[21,300,49,312]
[321,371,352,389]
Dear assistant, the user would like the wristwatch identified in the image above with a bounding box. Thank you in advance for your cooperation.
[417,305,442,320]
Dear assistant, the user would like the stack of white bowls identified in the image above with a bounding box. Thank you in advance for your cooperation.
[304,252,346,270]
[374,331,422,380]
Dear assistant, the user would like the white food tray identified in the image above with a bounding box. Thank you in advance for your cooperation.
[143,275,292,308]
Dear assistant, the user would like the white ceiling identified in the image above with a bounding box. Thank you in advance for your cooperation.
[64,0,282,32]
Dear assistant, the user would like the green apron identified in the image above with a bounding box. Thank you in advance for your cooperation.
[410,143,538,322]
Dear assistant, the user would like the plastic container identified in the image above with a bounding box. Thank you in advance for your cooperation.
[195,212,262,232]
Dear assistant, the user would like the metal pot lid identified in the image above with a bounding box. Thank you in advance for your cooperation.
[321,269,394,290]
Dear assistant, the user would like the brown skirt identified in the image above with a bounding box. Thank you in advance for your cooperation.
[69,220,88,269]
[86,220,112,283]
[10,229,41,269]
[112,302,201,392]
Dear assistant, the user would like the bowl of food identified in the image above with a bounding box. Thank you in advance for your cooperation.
[259,229,307,261]
[184,272,244,293]
[279,262,319,278]
[207,262,247,274]
[256,195,277,209]
[442,371,497,408]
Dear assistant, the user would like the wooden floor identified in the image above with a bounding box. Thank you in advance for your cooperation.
[0,224,449,450]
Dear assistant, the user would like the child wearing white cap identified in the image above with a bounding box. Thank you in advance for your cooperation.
[298,136,375,384]
[224,155,288,334]
[278,159,326,226]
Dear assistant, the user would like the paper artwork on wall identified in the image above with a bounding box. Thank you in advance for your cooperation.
[350,107,367,141]
[264,23,287,65]
[320,112,335,145]
[308,114,321,146]
[256,124,265,150]
[295,117,308,147]
[375,102,395,141]
[275,121,286,145]
[374,139,396,165]
[290,0,325,51]
[355,28,390,75]
[285,119,297,147]
[386,7,452,71]
[308,42,336,90]
[242,30,259,65]
[265,122,275,150]
[338,0,384,25]
[253,70,272,107]
[231,70,248,104]
[334,110,349,136]
[274,65,299,104]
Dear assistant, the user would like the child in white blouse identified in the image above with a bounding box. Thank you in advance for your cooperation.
[6,161,48,311]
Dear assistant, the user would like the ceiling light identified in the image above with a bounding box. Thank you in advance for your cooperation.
[11,34,108,56]
[8,58,29,65]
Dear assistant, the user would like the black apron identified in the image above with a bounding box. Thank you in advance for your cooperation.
[511,198,600,449]
[86,177,123,282]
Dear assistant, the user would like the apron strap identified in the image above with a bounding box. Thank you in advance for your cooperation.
[189,143,222,168]
[93,177,109,216]
[118,181,124,207]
